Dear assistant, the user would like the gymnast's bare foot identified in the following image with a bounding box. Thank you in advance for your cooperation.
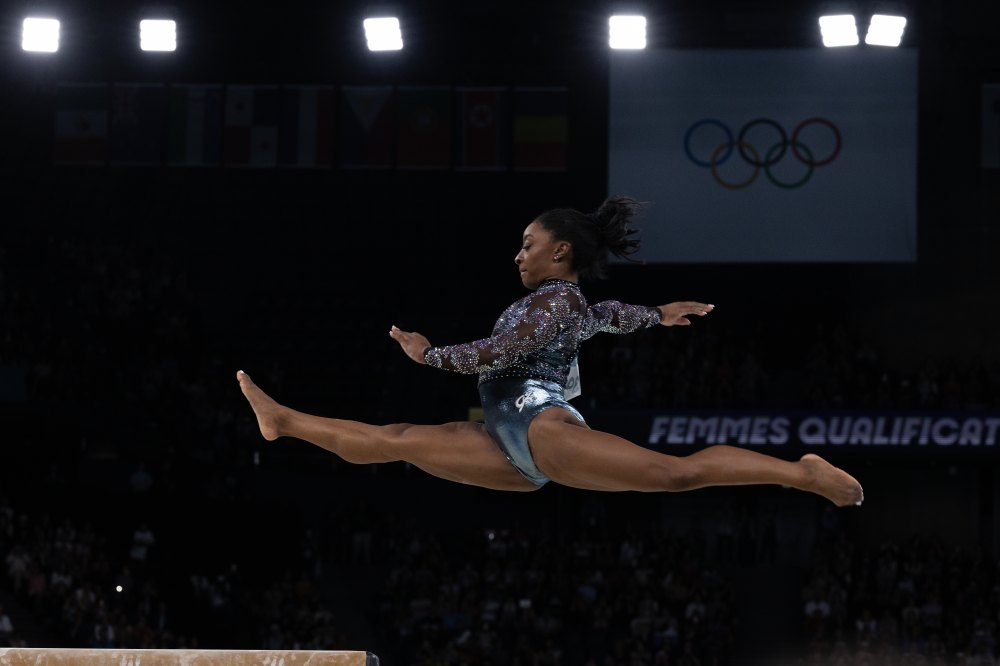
[799,453,864,507]
[236,370,285,441]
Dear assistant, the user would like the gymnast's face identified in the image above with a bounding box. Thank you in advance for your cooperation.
[515,221,571,289]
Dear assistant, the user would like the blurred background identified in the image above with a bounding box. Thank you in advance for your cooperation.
[2,0,999,663]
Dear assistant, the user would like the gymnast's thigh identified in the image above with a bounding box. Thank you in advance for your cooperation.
[385,420,540,492]
[527,407,665,492]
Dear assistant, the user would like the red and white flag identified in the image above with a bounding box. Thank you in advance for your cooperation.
[224,85,279,168]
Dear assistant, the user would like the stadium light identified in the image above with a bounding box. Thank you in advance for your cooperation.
[22,17,60,52]
[140,19,177,51]
[609,15,647,50]
[363,17,403,51]
[818,14,859,47]
[865,14,907,46]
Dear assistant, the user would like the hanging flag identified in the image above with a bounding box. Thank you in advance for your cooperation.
[224,85,280,168]
[512,87,568,171]
[110,83,166,166]
[456,87,509,171]
[339,86,394,168]
[54,83,109,165]
[396,86,451,170]
[278,85,335,169]
[166,84,223,167]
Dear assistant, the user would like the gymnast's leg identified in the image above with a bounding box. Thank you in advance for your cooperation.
[528,409,863,506]
[236,371,538,492]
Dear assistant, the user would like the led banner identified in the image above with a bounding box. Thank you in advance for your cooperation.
[586,411,1000,450]
[608,48,918,262]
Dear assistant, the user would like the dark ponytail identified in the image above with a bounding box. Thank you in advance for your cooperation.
[535,195,645,281]
[591,195,644,262]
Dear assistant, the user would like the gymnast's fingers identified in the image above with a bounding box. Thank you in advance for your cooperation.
[389,325,409,344]
[687,302,714,315]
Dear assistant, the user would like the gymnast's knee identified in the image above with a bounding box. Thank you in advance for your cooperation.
[375,423,417,459]
[328,423,414,464]
[659,458,703,492]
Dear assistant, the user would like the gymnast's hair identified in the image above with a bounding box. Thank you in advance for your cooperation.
[535,195,645,281]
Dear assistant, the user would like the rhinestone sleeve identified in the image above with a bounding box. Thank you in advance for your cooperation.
[579,300,662,341]
[424,288,583,374]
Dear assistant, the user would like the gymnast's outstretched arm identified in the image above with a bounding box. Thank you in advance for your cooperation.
[580,300,715,340]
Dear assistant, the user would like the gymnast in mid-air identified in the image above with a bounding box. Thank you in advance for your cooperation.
[237,196,863,506]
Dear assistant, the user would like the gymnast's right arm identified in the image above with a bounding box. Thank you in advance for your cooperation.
[416,290,578,373]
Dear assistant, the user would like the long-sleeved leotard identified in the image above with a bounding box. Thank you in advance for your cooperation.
[422,278,662,387]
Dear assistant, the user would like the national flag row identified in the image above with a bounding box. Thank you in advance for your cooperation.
[53,83,569,171]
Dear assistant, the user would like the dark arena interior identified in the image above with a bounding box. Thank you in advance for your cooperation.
[2,0,1000,664]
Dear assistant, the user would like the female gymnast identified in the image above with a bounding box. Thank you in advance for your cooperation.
[237,196,863,507]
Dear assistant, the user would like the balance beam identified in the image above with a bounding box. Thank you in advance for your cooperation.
[0,649,379,666]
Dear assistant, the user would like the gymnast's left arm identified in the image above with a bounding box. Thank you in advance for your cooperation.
[580,300,715,340]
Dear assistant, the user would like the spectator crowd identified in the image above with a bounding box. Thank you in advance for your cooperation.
[801,531,1000,665]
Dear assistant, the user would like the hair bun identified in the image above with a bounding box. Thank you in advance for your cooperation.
[591,196,644,260]
[533,195,646,281]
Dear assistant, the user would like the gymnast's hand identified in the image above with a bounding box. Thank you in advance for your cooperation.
[389,325,431,364]
[657,302,715,326]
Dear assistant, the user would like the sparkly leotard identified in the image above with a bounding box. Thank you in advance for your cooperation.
[424,278,661,486]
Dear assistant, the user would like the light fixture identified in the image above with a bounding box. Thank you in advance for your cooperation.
[609,15,647,49]
[818,14,859,47]
[865,14,906,46]
[22,17,60,52]
[140,19,177,51]
[363,17,403,51]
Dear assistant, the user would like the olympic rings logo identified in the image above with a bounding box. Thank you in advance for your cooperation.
[683,118,842,189]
